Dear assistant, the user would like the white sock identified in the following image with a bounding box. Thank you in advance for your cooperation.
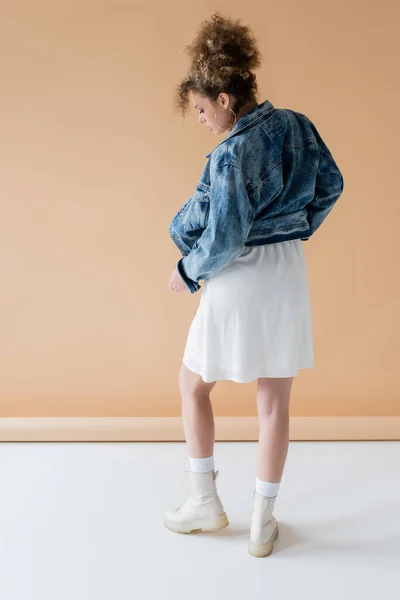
[256,477,281,498]
[189,455,215,474]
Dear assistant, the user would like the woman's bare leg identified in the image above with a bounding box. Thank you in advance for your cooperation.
[256,376,294,482]
[179,363,217,458]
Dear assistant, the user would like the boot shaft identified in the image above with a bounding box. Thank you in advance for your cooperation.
[188,469,218,501]
[252,492,277,527]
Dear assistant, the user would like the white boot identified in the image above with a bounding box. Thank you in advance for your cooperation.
[248,492,279,558]
[164,469,229,534]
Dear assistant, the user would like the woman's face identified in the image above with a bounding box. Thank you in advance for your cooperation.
[191,92,234,135]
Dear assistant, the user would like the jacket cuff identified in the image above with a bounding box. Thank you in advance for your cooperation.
[177,258,201,294]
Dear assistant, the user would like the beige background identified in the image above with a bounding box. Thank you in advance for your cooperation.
[0,0,398,419]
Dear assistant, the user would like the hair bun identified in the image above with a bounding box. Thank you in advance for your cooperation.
[187,13,261,77]
[175,13,261,117]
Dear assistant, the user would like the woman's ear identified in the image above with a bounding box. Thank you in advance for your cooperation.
[219,93,230,108]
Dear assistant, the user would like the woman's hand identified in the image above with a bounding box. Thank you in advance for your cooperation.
[169,267,189,293]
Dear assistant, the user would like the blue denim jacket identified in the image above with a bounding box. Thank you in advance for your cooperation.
[169,99,344,293]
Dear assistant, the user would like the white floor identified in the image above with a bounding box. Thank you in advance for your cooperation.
[0,441,399,600]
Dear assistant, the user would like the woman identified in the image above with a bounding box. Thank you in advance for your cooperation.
[166,13,344,558]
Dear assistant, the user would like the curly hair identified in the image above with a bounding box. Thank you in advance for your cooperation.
[175,13,262,117]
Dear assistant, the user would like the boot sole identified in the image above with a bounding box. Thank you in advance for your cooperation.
[248,524,279,558]
[163,512,229,534]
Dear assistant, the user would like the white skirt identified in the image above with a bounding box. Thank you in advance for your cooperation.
[182,240,314,383]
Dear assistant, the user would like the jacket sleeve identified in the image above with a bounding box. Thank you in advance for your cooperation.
[177,163,254,294]
[306,120,344,237]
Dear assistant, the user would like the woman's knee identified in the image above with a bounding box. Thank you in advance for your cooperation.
[179,362,217,398]
[256,376,294,417]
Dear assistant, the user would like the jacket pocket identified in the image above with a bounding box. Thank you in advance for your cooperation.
[182,185,210,232]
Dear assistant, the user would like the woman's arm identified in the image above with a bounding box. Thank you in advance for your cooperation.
[306,119,344,236]
[177,162,254,294]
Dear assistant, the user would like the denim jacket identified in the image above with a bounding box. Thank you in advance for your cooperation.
[169,99,344,294]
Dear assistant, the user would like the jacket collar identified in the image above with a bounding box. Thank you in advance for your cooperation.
[205,99,275,159]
